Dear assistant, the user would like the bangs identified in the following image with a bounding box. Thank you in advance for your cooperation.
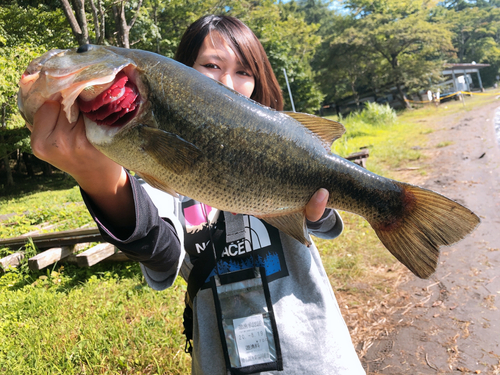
[207,26,260,79]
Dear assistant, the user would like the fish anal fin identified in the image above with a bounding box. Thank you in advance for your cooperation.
[284,112,345,148]
[262,212,312,246]
[137,172,179,198]
[370,183,480,279]
[138,125,203,175]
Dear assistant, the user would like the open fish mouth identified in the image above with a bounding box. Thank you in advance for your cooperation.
[77,70,140,127]
[18,46,139,127]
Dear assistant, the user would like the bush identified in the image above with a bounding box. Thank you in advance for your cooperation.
[352,102,397,126]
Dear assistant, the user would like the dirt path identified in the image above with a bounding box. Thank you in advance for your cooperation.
[362,100,500,374]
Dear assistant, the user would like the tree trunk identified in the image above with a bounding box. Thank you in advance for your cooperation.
[60,0,89,46]
[396,83,411,109]
[152,3,160,53]
[389,56,411,110]
[88,0,102,44]
[15,149,22,173]
[2,154,14,186]
[41,160,53,177]
[113,2,130,48]
[112,0,143,49]
[350,81,360,110]
[1,103,14,186]
[22,152,35,177]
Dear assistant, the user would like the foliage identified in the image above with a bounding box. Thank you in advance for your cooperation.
[0,4,74,49]
[432,2,500,86]
[330,102,423,173]
[354,102,398,126]
[334,0,455,107]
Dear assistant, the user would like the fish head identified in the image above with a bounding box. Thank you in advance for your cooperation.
[18,44,148,143]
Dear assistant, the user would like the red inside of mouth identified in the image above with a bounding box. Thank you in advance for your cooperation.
[77,71,139,126]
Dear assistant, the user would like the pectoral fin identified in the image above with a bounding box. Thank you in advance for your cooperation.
[137,125,203,175]
[263,212,311,246]
[136,172,179,198]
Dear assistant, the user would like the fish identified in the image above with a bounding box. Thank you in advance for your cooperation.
[18,44,480,279]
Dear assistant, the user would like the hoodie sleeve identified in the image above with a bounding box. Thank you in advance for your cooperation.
[306,209,344,240]
[80,171,183,278]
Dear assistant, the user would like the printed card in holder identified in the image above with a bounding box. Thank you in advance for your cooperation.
[211,267,283,374]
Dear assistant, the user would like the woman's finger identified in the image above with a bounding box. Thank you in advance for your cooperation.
[305,188,329,222]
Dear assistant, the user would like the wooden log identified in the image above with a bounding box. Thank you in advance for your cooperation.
[75,243,116,267]
[346,148,369,160]
[62,249,131,265]
[106,251,131,262]
[27,243,90,271]
[0,227,102,250]
[0,252,25,270]
[346,148,369,169]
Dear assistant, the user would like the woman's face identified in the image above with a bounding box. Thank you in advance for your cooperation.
[193,36,255,98]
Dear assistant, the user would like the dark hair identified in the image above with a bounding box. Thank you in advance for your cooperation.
[174,15,284,111]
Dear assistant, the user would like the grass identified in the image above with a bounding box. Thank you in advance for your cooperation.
[0,174,94,243]
[437,141,454,148]
[328,102,427,175]
[0,264,190,374]
[1,91,498,373]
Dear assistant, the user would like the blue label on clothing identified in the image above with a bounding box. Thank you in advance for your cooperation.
[180,200,289,287]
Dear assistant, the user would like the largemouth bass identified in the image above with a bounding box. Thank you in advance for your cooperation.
[18,44,480,279]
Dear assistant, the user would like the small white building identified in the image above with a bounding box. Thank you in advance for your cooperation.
[442,62,490,92]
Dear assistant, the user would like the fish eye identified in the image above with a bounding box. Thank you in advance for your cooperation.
[77,44,93,53]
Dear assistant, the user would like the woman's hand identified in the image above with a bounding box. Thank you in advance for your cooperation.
[29,101,135,229]
[30,101,121,184]
[305,188,329,222]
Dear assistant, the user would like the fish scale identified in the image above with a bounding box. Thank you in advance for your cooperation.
[18,44,481,279]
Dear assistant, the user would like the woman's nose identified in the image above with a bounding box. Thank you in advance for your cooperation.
[219,73,234,90]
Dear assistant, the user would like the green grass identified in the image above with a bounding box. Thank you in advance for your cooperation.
[0,264,190,374]
[1,174,192,374]
[0,95,498,373]
[437,141,454,148]
[0,174,94,242]
[328,102,428,176]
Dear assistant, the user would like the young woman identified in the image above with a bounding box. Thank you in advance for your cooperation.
[29,15,365,375]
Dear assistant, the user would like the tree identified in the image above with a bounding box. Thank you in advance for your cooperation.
[434,3,500,86]
[60,0,144,47]
[307,2,379,109]
[0,45,43,185]
[0,4,74,186]
[60,0,89,45]
[112,0,143,48]
[336,0,454,108]
[235,1,324,112]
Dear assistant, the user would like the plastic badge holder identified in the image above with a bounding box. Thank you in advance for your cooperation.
[211,267,283,374]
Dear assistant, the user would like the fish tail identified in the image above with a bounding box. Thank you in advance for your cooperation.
[369,183,480,279]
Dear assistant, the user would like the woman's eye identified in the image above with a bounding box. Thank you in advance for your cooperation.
[203,63,219,69]
[238,71,252,77]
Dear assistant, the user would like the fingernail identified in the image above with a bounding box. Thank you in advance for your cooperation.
[315,188,328,203]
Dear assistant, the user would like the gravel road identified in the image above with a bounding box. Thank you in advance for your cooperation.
[362,100,500,374]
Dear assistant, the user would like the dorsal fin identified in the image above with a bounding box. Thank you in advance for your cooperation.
[284,112,345,148]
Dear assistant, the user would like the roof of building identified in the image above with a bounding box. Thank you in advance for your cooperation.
[443,63,490,72]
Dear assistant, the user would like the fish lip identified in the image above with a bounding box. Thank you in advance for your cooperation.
[23,49,70,76]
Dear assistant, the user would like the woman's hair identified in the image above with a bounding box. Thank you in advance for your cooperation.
[174,15,284,111]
